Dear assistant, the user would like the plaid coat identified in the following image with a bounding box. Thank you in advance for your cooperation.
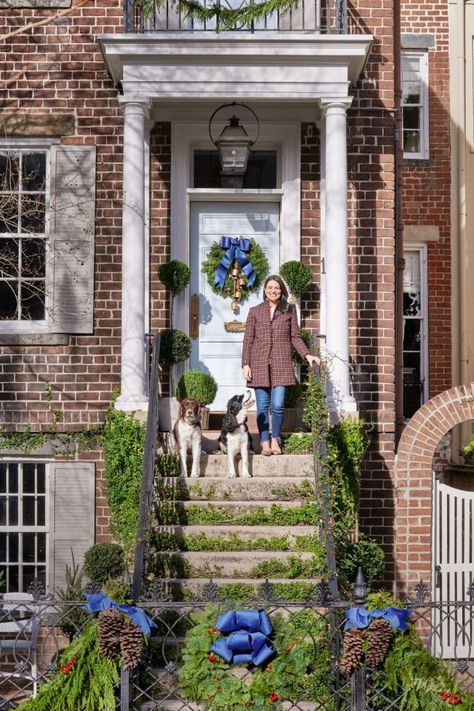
[241,301,309,387]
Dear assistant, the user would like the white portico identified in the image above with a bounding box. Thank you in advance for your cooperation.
[98,32,372,414]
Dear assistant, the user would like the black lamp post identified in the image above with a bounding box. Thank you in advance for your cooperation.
[209,102,259,188]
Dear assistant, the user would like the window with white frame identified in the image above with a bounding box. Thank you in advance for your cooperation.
[0,462,47,593]
[0,150,48,322]
[402,51,429,159]
[403,246,428,419]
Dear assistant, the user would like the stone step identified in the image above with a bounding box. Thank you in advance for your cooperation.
[165,499,318,526]
[156,524,317,538]
[201,431,310,455]
[157,576,319,596]
[158,476,314,501]
[153,550,316,577]
[180,453,313,477]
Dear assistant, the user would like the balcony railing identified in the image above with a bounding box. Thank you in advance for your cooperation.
[123,0,349,34]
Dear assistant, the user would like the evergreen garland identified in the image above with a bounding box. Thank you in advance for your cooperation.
[201,239,269,304]
[21,621,120,711]
[142,0,302,30]
[179,607,332,710]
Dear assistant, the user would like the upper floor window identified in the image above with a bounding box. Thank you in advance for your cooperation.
[0,150,48,322]
[402,51,429,159]
[403,246,428,419]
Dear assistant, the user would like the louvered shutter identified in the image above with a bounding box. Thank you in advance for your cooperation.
[49,145,96,333]
[48,462,95,592]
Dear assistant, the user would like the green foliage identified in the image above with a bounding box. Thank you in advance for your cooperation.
[102,408,145,557]
[270,480,315,500]
[383,628,474,710]
[159,329,192,365]
[282,432,313,454]
[201,239,269,304]
[247,554,325,579]
[461,433,474,464]
[279,260,313,296]
[179,607,332,710]
[21,620,120,711]
[55,552,88,640]
[158,259,191,297]
[291,327,312,364]
[152,530,321,553]
[155,453,181,478]
[83,542,125,586]
[178,501,320,527]
[302,368,329,442]
[337,538,385,593]
[175,370,218,406]
[0,425,103,455]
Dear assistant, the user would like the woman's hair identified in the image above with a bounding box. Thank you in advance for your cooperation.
[264,275,291,313]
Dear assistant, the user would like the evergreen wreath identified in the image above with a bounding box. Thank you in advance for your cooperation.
[201,239,269,304]
[179,607,332,710]
[142,0,302,30]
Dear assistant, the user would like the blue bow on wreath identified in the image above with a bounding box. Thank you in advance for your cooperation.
[213,236,257,290]
[83,592,158,637]
[211,609,276,666]
[344,606,411,632]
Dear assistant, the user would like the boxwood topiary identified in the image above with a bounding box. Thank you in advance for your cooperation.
[175,370,218,406]
[83,542,125,586]
[159,328,192,365]
[280,261,313,296]
[158,260,191,297]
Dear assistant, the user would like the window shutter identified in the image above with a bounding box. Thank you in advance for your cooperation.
[48,462,95,592]
[49,145,96,333]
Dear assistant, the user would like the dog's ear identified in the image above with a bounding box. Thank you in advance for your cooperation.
[178,400,185,418]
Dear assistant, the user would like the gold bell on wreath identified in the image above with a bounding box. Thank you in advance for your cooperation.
[234,290,241,299]
[238,277,246,287]
[231,299,239,312]
[231,265,240,277]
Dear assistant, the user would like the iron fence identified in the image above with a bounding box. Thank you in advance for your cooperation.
[2,577,474,710]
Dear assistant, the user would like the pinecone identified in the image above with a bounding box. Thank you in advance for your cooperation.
[340,628,366,674]
[98,608,124,658]
[365,619,393,668]
[120,619,143,669]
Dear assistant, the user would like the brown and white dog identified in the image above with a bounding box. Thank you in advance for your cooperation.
[173,397,202,478]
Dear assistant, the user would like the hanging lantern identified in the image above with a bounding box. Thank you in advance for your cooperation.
[209,102,260,188]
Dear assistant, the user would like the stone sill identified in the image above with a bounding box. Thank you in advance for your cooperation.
[0,333,69,346]
[0,0,71,6]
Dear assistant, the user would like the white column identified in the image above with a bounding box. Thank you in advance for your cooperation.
[321,98,357,415]
[116,100,149,412]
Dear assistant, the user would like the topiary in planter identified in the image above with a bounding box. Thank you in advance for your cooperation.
[280,261,313,296]
[83,542,125,586]
[158,260,191,297]
[159,329,192,365]
[175,370,218,406]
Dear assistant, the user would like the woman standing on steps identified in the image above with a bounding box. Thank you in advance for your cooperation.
[241,275,320,456]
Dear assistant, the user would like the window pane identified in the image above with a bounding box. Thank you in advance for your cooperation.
[22,153,46,192]
[23,463,36,493]
[9,533,18,562]
[23,497,35,525]
[9,566,19,592]
[0,464,6,493]
[37,533,46,562]
[8,498,18,526]
[403,107,420,130]
[0,281,18,318]
[37,497,45,526]
[21,282,46,320]
[21,239,46,278]
[194,150,277,188]
[0,153,19,191]
[0,238,19,277]
[0,534,5,562]
[404,319,421,351]
[8,464,18,492]
[0,196,19,234]
[37,465,45,494]
[0,497,5,526]
[21,194,45,233]
[23,566,36,592]
[23,533,36,563]
[0,565,5,591]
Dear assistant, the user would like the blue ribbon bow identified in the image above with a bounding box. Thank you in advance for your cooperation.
[83,592,158,637]
[344,606,411,632]
[211,609,275,666]
[213,236,256,290]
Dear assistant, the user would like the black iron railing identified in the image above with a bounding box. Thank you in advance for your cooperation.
[123,0,349,34]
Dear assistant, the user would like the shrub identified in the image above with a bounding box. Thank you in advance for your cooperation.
[175,370,218,406]
[159,329,192,365]
[158,260,191,297]
[280,261,313,296]
[283,432,313,454]
[461,433,474,464]
[337,538,385,592]
[83,542,125,586]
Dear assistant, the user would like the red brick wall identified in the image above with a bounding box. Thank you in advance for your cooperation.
[401,0,452,398]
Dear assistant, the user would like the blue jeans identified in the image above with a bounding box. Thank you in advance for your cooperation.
[254,386,286,442]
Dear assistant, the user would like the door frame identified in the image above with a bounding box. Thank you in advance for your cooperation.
[170,121,301,340]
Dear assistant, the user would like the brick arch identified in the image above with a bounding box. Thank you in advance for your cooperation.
[394,383,474,596]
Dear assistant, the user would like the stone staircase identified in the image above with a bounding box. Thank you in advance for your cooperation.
[152,430,319,600]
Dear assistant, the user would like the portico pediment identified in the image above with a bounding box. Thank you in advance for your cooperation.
[99,33,372,102]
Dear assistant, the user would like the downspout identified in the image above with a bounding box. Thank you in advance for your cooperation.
[394,0,404,446]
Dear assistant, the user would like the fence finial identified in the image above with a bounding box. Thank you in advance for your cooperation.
[353,567,367,604]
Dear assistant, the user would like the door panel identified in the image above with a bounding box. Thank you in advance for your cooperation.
[190,202,280,410]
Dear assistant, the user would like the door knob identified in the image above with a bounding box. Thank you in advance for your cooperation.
[190,293,200,340]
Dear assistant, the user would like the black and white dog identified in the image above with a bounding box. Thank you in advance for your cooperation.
[218,390,254,478]
[173,397,202,478]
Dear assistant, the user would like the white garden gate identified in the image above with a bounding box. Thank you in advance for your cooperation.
[432,473,474,658]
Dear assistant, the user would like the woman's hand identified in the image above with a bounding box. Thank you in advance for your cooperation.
[242,365,252,381]
[305,354,320,368]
